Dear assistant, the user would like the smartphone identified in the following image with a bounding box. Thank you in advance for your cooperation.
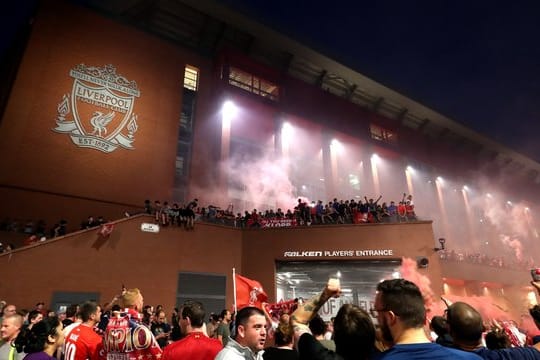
[530,269,540,282]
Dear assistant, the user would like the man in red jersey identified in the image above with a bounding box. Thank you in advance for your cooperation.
[162,301,222,360]
[103,288,162,360]
[64,301,103,360]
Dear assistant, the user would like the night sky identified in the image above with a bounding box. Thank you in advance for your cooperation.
[219,0,540,163]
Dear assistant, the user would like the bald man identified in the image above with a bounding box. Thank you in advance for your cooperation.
[447,302,540,359]
[0,314,25,360]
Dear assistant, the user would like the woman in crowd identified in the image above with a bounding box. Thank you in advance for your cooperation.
[14,316,64,360]
[263,322,298,360]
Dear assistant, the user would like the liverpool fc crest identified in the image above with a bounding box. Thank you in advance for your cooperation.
[53,64,140,153]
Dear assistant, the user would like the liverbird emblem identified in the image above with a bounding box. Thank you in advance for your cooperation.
[53,64,141,153]
[249,287,263,305]
[90,111,115,137]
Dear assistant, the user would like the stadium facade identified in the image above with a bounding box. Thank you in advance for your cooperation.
[0,0,538,319]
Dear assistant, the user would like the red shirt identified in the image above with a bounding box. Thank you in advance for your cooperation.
[65,323,104,360]
[163,332,222,360]
[103,311,162,360]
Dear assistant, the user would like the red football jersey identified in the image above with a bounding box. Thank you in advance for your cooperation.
[64,323,104,360]
[103,311,162,360]
[163,332,222,360]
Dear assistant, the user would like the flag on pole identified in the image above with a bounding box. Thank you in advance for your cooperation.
[235,274,268,310]
[97,223,114,237]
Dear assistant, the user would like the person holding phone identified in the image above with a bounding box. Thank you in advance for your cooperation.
[152,310,172,348]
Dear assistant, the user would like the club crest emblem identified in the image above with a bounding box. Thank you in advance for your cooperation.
[249,286,264,305]
[53,64,140,153]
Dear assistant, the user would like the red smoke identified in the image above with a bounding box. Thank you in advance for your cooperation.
[399,257,531,328]
[500,234,523,261]
[400,257,438,315]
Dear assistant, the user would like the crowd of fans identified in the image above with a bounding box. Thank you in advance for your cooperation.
[182,193,417,228]
[439,249,535,271]
[3,277,540,360]
[120,193,418,232]
[0,215,112,253]
[1,195,535,280]
[136,199,199,230]
[0,193,415,254]
[0,218,69,241]
[0,194,531,274]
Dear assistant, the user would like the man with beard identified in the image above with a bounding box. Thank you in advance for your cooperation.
[373,279,480,359]
[215,307,266,360]
[151,310,171,348]
[162,301,221,360]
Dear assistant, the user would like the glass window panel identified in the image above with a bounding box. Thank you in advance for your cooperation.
[228,66,279,102]
[184,66,199,91]
[276,260,401,321]
[370,124,398,145]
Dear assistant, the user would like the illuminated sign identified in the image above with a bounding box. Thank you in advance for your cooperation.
[283,249,394,258]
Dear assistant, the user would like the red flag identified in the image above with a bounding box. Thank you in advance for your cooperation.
[235,274,268,310]
[264,299,297,318]
[98,223,114,237]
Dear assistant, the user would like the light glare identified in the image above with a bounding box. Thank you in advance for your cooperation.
[222,100,237,119]
[281,122,293,143]
[330,139,344,153]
